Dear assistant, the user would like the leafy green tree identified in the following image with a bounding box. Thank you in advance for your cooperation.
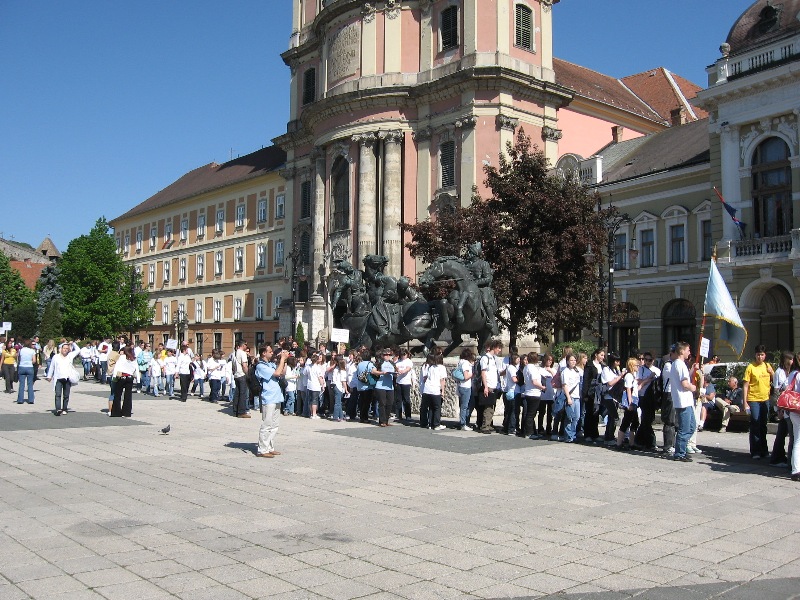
[403,130,607,346]
[38,300,63,341]
[295,322,305,348]
[0,251,36,321]
[60,218,153,339]
[8,300,38,339]
[35,263,63,321]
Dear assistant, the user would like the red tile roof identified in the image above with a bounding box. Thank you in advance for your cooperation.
[10,260,46,290]
[554,58,664,123]
[111,145,287,224]
[621,68,708,122]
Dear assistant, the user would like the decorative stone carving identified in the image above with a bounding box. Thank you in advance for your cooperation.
[332,140,354,163]
[720,43,731,58]
[740,124,762,161]
[496,114,519,131]
[541,0,556,13]
[777,116,798,148]
[361,3,377,23]
[352,132,377,146]
[385,0,401,19]
[542,126,563,141]
[760,267,773,280]
[413,126,433,142]
[455,115,477,129]
[377,129,404,143]
[327,231,353,263]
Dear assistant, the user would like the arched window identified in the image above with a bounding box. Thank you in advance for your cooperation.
[752,137,792,237]
[331,156,349,231]
[662,299,696,355]
[515,4,533,50]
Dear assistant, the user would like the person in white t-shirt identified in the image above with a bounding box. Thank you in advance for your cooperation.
[477,340,503,434]
[502,353,520,435]
[330,358,349,422]
[456,348,475,430]
[307,353,326,419]
[615,357,641,450]
[283,357,298,416]
[163,349,178,398]
[670,341,698,462]
[420,354,448,430]
[394,349,414,422]
[523,352,545,438]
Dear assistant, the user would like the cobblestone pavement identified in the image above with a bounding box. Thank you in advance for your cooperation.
[1,380,799,599]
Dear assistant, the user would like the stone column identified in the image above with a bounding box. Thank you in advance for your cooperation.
[312,147,326,299]
[354,133,378,267]
[380,130,404,278]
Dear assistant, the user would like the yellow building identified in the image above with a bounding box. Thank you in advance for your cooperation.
[110,147,291,354]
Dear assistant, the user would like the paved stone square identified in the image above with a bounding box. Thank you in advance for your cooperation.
[1,380,799,599]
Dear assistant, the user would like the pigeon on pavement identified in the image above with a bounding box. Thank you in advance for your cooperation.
[160,424,171,435]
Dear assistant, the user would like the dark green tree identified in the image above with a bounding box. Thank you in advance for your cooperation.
[35,263,63,321]
[0,251,36,321]
[8,299,38,339]
[60,218,153,339]
[404,129,607,346]
[295,322,305,348]
[38,300,63,341]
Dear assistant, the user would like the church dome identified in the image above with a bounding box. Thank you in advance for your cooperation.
[725,0,800,56]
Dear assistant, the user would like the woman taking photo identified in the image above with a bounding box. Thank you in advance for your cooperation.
[46,341,80,415]
[111,346,140,417]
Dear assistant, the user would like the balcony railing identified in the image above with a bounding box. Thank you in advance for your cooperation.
[731,233,792,259]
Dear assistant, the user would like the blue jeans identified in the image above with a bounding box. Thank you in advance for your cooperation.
[564,397,580,441]
[675,405,696,458]
[209,379,221,402]
[302,390,311,417]
[150,375,162,395]
[16,366,35,403]
[165,376,175,397]
[749,400,769,457]
[191,378,205,397]
[140,372,150,393]
[458,386,472,427]
[98,361,108,383]
[332,388,344,420]
[284,390,296,414]
[82,359,92,378]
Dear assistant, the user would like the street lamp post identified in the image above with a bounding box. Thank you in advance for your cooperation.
[587,197,630,353]
[172,309,188,343]
[286,242,307,341]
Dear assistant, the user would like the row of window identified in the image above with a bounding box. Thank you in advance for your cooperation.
[162,296,282,324]
[613,220,712,270]
[142,242,285,286]
[120,195,285,254]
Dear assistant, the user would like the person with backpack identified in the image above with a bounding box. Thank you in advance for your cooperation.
[501,353,520,435]
[601,353,624,445]
[454,348,475,430]
[230,340,250,417]
[355,348,378,423]
[582,348,604,444]
[661,345,678,454]
[615,356,641,450]
[374,348,396,427]
[477,339,503,434]
[633,351,661,451]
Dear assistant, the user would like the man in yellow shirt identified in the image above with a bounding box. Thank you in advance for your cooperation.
[743,344,774,460]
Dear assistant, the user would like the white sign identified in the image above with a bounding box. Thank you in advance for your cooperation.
[165,338,178,351]
[330,328,350,344]
[699,337,710,359]
[2,322,10,331]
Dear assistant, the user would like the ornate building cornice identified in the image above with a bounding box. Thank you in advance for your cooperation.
[352,132,378,145]
[455,115,478,129]
[542,126,563,141]
[413,126,434,142]
[377,129,404,143]
[496,114,519,131]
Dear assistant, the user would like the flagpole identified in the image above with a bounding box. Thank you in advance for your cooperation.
[696,245,718,389]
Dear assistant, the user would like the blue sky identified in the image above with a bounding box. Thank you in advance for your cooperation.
[1,0,753,253]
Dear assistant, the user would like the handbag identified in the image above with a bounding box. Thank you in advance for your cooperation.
[68,365,80,385]
[452,365,465,381]
[777,373,800,413]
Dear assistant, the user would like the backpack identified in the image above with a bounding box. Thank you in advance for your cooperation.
[608,375,625,402]
[551,367,562,390]
[357,362,377,388]
[248,360,264,396]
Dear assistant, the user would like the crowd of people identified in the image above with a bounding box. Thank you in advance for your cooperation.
[1,333,796,477]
